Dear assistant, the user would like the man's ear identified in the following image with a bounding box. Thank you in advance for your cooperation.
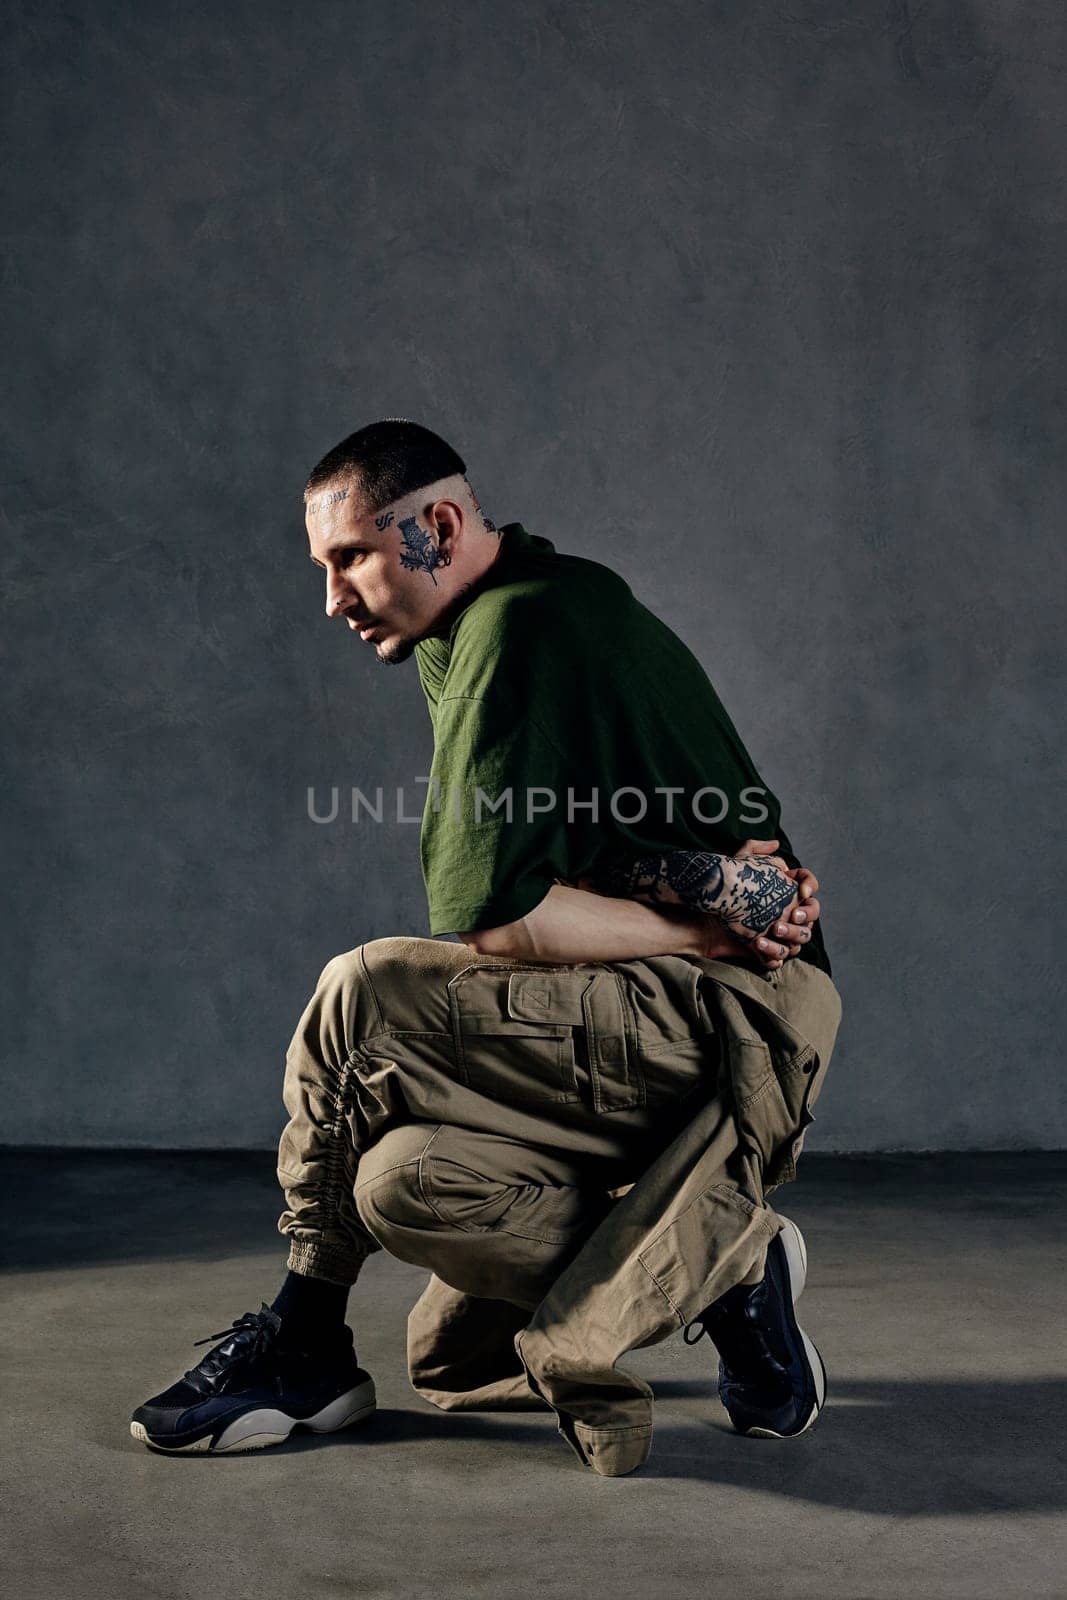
[426,497,464,561]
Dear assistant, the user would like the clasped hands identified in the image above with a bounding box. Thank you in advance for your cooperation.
[571,838,822,974]
[722,838,822,972]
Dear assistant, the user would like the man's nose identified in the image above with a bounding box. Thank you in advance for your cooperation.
[325,572,353,618]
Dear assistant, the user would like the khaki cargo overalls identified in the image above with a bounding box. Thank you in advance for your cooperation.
[276,935,843,1474]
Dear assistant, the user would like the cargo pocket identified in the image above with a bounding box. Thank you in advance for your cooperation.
[447,965,641,1113]
[767,1046,829,1187]
[447,966,585,1107]
[731,1035,824,1188]
[421,1152,600,1248]
[578,968,642,1112]
[638,1182,780,1327]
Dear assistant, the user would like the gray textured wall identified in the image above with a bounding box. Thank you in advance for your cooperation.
[3,1,1064,1150]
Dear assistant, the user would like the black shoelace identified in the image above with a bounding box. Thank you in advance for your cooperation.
[191,1304,282,1377]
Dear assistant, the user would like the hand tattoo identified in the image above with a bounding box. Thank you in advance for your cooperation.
[588,848,795,942]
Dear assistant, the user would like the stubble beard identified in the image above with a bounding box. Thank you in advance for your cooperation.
[374,633,417,666]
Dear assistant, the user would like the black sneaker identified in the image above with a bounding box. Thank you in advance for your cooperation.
[130,1304,376,1454]
[683,1216,826,1438]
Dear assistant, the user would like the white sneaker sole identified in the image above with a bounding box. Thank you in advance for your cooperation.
[130,1376,377,1454]
[744,1215,826,1439]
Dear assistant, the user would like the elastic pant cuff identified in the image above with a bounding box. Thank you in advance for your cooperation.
[285,1239,369,1287]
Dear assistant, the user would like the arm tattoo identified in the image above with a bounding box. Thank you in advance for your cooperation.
[589,848,795,940]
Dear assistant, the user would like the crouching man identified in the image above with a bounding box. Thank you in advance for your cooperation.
[131,419,841,1470]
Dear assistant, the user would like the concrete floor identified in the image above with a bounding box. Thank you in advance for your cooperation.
[2,1152,1065,1600]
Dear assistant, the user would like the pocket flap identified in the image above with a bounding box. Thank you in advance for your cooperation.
[506,970,592,1025]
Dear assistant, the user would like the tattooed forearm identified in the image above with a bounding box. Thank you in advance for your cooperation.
[588,849,795,942]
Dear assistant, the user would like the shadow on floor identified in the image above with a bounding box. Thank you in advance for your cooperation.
[4,1149,1065,1273]
[116,1378,1067,1515]
[0,1150,284,1272]
[644,1376,1067,1509]
[5,1150,1067,1521]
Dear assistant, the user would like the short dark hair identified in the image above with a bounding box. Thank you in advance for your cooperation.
[304,419,467,514]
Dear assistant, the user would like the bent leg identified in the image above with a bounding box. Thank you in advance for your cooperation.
[275,937,480,1285]
[353,1123,617,1312]
[274,937,733,1301]
[404,1277,547,1412]
[515,1092,781,1476]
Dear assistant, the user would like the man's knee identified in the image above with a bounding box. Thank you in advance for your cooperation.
[354,1124,439,1244]
[306,938,427,1041]
[354,1123,521,1247]
[351,935,468,1035]
[315,936,417,983]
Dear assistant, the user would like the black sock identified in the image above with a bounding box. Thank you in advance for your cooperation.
[270,1270,351,1348]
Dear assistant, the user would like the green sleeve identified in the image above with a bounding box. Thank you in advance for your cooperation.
[419,694,581,936]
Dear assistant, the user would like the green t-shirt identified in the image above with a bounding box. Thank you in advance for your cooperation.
[414,523,831,977]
